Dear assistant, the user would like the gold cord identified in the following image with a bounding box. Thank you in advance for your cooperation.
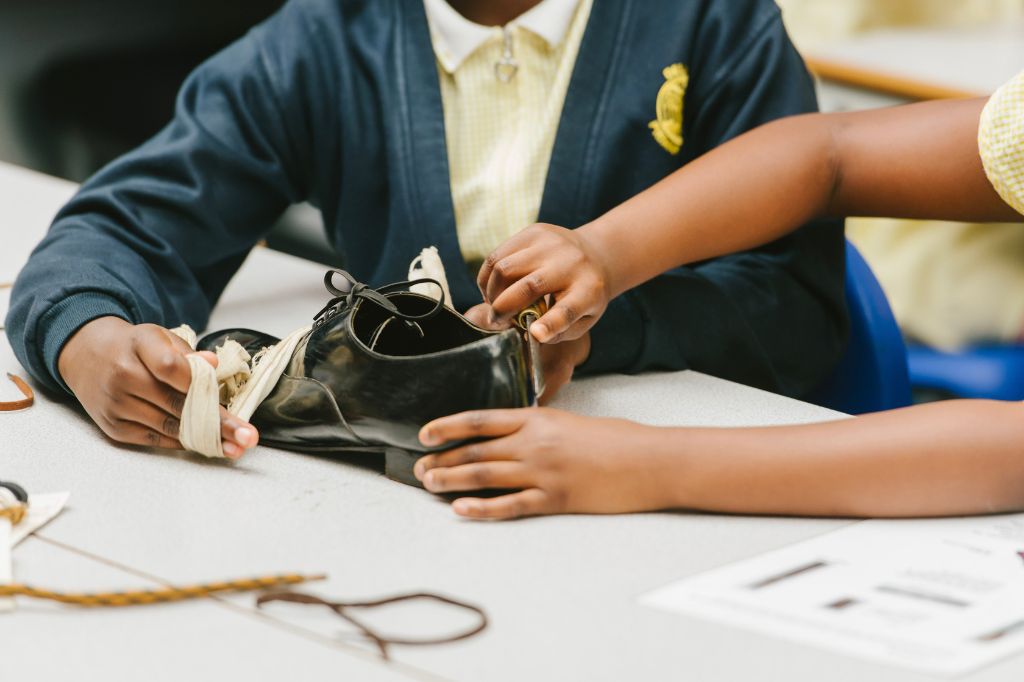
[0,502,27,525]
[0,573,325,607]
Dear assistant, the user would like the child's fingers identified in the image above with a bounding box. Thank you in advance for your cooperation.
[477,230,537,294]
[489,269,562,321]
[220,407,259,450]
[194,350,219,368]
[483,246,547,308]
[538,315,597,344]
[130,375,188,420]
[134,329,194,394]
[415,436,516,480]
[451,489,550,520]
[118,396,182,441]
[163,327,198,355]
[105,419,183,451]
[122,401,249,461]
[124,387,255,458]
[531,297,587,342]
[463,303,495,329]
[133,344,256,452]
[419,409,530,446]
[421,462,527,494]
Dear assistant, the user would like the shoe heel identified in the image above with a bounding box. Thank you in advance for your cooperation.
[384,448,424,488]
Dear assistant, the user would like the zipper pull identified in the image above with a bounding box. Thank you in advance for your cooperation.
[494,26,519,83]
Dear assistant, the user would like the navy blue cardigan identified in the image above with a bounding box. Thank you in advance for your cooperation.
[7,0,848,398]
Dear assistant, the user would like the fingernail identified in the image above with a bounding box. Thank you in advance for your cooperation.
[413,460,426,480]
[192,350,218,367]
[423,471,437,491]
[223,442,242,459]
[420,428,438,446]
[452,499,471,516]
[532,322,550,342]
[235,426,257,447]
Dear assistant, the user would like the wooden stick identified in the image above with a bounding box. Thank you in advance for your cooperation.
[805,57,983,101]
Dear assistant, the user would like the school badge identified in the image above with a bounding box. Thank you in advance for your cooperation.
[649,63,689,155]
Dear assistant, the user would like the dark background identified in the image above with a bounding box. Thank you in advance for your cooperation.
[0,0,283,180]
[0,0,336,262]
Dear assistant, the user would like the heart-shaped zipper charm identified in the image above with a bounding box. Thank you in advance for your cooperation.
[494,58,519,83]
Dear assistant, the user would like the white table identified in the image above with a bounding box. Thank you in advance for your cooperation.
[3,161,1022,681]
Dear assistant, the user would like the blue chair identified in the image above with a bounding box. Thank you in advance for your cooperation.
[907,344,1024,401]
[806,241,912,414]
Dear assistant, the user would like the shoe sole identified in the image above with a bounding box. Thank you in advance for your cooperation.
[257,441,424,489]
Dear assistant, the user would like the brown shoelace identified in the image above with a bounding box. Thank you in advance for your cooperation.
[257,590,489,660]
[0,373,34,412]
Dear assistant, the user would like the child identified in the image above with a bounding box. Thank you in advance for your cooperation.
[6,0,845,458]
[414,71,1024,520]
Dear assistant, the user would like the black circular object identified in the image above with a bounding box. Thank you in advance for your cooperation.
[0,480,29,503]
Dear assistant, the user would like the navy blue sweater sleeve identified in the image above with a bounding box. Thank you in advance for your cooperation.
[579,10,848,399]
[5,3,330,393]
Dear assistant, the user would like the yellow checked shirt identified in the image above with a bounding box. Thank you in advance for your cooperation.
[779,0,1024,350]
[980,69,1024,217]
[425,0,593,270]
[848,70,1024,350]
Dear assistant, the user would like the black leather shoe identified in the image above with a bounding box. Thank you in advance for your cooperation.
[198,270,531,486]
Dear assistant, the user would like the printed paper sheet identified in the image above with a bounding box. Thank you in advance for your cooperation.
[642,515,1024,676]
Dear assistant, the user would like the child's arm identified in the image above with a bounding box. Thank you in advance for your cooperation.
[414,400,1024,519]
[6,4,332,456]
[480,98,1020,342]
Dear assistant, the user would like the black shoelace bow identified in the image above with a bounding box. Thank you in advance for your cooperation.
[312,270,447,331]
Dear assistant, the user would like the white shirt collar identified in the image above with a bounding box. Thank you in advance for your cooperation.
[423,0,581,73]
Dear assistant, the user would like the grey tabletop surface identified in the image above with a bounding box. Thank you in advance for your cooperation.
[3,162,1023,681]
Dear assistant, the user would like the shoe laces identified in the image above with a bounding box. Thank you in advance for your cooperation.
[312,270,447,333]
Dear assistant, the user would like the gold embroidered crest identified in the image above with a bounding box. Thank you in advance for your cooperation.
[649,63,689,155]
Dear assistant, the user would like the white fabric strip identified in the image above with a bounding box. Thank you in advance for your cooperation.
[170,325,311,459]
[227,326,311,421]
[409,246,453,304]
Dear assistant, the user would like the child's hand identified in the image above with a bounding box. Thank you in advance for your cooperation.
[58,316,259,458]
[415,408,667,519]
[476,224,613,344]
